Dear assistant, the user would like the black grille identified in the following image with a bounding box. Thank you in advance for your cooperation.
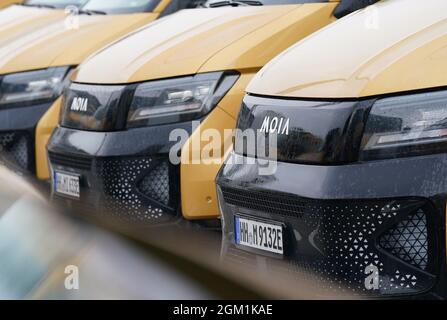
[137,161,170,206]
[60,83,127,131]
[95,157,179,222]
[379,209,428,270]
[221,185,437,295]
[221,186,309,217]
[50,154,180,224]
[235,97,370,165]
[0,132,31,171]
[49,152,92,171]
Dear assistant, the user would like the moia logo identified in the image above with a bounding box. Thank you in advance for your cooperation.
[71,97,88,112]
[260,116,290,135]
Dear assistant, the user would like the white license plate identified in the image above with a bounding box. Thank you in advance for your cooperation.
[235,216,283,255]
[53,171,80,199]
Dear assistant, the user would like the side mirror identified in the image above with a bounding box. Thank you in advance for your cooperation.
[334,0,380,19]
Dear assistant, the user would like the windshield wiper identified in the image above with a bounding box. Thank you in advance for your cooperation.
[208,0,263,7]
[78,9,107,15]
[21,3,56,9]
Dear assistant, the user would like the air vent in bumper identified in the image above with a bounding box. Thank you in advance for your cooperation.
[379,209,428,270]
[49,152,92,171]
[220,186,439,296]
[137,161,170,207]
[0,132,32,171]
[49,152,181,223]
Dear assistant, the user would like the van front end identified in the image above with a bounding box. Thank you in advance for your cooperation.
[0,67,73,173]
[217,93,447,298]
[48,119,187,223]
[48,72,239,224]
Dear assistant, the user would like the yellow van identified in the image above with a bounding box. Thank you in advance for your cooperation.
[0,0,199,175]
[217,0,447,298]
[46,0,378,224]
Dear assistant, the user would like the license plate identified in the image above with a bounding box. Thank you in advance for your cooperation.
[235,216,283,255]
[53,171,80,199]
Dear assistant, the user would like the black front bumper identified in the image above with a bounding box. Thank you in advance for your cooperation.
[217,152,447,298]
[0,102,53,173]
[47,122,194,224]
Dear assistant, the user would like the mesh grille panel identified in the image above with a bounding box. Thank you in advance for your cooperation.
[98,158,161,220]
[379,209,428,270]
[50,153,179,223]
[0,132,29,170]
[96,157,178,222]
[221,185,436,295]
[221,186,308,217]
[137,161,169,206]
[0,133,14,146]
[10,136,28,170]
[49,152,92,170]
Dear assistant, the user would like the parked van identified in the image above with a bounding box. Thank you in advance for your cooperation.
[217,0,446,298]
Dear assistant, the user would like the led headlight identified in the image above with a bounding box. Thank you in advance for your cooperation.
[0,67,71,107]
[127,71,239,128]
[360,90,447,160]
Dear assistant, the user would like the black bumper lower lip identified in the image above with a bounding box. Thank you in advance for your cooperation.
[0,102,53,173]
[47,122,194,224]
[217,152,447,298]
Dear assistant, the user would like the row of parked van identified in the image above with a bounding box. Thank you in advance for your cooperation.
[0,0,446,299]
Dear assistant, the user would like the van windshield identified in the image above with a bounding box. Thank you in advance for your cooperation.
[260,0,329,3]
[23,0,161,13]
[205,0,329,6]
[82,0,160,14]
[24,0,88,8]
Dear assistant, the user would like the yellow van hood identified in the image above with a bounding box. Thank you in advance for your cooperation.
[0,12,158,74]
[248,0,447,99]
[73,4,338,84]
[0,5,65,40]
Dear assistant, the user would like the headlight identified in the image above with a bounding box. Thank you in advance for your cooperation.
[360,90,447,160]
[0,67,72,107]
[127,71,239,128]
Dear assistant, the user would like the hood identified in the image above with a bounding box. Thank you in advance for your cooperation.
[0,5,65,40]
[248,0,447,99]
[0,11,158,75]
[73,3,338,84]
